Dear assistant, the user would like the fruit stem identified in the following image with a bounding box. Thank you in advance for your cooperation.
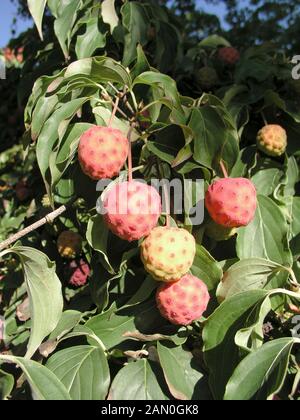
[163,180,171,228]
[261,111,268,126]
[127,123,135,182]
[220,160,229,178]
[108,95,120,127]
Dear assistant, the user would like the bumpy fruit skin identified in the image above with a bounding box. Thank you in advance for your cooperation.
[218,47,240,65]
[78,126,129,180]
[57,231,82,259]
[141,226,196,282]
[196,67,219,89]
[103,181,161,242]
[156,274,210,326]
[205,219,237,241]
[256,124,287,157]
[68,259,90,287]
[205,178,257,228]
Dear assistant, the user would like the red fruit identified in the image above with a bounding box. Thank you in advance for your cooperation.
[218,47,240,65]
[15,180,31,202]
[68,259,90,287]
[103,181,161,242]
[78,126,129,180]
[205,178,257,228]
[156,274,210,326]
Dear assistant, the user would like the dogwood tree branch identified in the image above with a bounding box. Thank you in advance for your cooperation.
[0,198,76,252]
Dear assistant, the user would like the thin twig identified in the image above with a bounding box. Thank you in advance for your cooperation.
[127,124,135,183]
[0,198,76,252]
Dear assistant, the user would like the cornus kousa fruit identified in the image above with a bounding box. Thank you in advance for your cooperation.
[103,181,161,242]
[256,124,287,157]
[78,126,129,180]
[218,47,240,65]
[205,219,237,241]
[205,178,257,228]
[156,274,210,326]
[196,67,219,89]
[141,226,196,282]
[57,231,82,259]
[68,259,90,287]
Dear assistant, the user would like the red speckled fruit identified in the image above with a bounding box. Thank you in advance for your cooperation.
[78,126,129,180]
[103,181,162,242]
[205,178,257,228]
[156,274,210,326]
[68,259,90,287]
[218,47,240,65]
[141,226,196,282]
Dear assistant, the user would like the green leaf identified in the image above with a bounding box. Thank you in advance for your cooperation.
[76,17,107,59]
[27,0,47,40]
[0,356,71,400]
[217,258,285,302]
[157,342,211,400]
[53,0,82,58]
[121,1,149,66]
[199,35,231,48]
[86,214,114,274]
[108,359,168,400]
[224,338,297,400]
[7,247,63,359]
[190,106,239,172]
[101,0,119,32]
[236,195,292,266]
[191,245,223,292]
[203,289,269,400]
[0,369,14,400]
[47,345,110,400]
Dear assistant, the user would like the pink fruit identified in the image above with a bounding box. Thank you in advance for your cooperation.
[78,126,129,180]
[156,274,210,326]
[103,181,161,242]
[218,47,240,65]
[205,178,257,228]
[69,259,90,287]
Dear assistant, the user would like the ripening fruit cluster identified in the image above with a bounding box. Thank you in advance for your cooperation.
[75,124,211,326]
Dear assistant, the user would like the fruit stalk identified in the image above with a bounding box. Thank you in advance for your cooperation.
[127,123,135,182]
[220,160,229,178]
[108,95,120,127]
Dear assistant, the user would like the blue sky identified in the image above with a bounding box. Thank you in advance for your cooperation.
[0,0,228,48]
[0,0,32,47]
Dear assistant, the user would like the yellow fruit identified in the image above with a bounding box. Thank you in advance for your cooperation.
[141,226,196,282]
[57,231,82,259]
[256,124,287,157]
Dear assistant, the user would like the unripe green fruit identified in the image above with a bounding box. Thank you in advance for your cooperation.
[256,124,287,157]
[196,67,218,90]
[205,219,237,241]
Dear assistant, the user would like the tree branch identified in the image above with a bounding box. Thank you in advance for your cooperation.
[0,198,76,252]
